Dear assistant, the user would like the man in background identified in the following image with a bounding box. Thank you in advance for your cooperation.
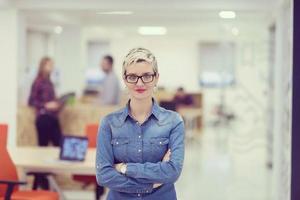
[98,55,120,105]
[173,87,194,107]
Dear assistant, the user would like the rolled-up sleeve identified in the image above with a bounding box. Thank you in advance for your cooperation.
[125,116,185,184]
[95,116,154,194]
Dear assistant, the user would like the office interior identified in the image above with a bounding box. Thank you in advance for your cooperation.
[0,0,294,200]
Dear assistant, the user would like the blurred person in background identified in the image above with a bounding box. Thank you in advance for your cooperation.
[97,55,120,105]
[173,87,194,108]
[96,47,185,200]
[28,56,63,190]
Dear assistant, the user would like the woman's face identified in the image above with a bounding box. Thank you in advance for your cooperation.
[123,62,159,101]
[44,60,54,74]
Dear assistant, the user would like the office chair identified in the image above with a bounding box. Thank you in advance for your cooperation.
[72,124,104,200]
[0,124,59,200]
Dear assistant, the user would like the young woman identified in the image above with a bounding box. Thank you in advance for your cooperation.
[96,48,185,200]
[28,57,62,190]
[29,56,62,147]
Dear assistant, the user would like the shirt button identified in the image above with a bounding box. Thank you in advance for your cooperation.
[138,149,142,152]
[138,135,142,139]
[159,142,162,144]
[138,194,141,197]
[116,142,119,145]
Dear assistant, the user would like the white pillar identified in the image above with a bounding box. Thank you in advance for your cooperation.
[272,0,293,199]
[0,9,20,146]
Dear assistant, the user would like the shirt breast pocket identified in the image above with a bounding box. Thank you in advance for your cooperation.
[111,138,129,163]
[150,137,169,161]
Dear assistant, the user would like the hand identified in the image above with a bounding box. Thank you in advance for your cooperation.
[45,101,60,111]
[153,149,171,189]
[162,149,171,162]
[153,183,162,188]
[114,163,126,173]
[114,163,123,173]
[153,150,171,189]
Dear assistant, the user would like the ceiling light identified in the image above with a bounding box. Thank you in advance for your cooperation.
[138,26,167,35]
[97,11,133,15]
[219,11,236,19]
[54,26,63,34]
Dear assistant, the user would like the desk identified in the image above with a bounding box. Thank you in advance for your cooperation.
[177,107,203,137]
[9,147,97,200]
[9,147,96,175]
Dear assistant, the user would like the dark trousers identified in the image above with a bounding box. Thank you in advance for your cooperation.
[35,114,62,146]
[96,185,105,200]
[33,114,62,190]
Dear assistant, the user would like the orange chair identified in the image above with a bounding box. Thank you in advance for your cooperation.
[72,124,104,200]
[0,124,59,200]
[86,124,98,148]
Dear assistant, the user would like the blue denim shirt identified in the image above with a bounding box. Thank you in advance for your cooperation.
[96,99,185,200]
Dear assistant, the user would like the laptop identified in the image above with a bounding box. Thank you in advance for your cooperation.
[58,92,75,105]
[59,136,89,162]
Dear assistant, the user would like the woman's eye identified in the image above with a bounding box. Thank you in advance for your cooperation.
[143,75,152,80]
[128,75,137,81]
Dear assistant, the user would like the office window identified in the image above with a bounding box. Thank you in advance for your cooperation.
[85,41,110,87]
[199,42,236,87]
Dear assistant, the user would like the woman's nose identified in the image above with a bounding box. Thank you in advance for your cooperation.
[136,78,144,86]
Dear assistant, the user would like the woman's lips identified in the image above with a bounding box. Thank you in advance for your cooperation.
[135,89,146,93]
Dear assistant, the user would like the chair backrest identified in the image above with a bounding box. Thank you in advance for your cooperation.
[85,124,99,148]
[0,124,19,197]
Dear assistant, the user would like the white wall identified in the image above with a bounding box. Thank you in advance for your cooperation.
[18,30,48,105]
[53,26,85,96]
[23,26,85,98]
[27,30,49,68]
[110,37,200,91]
[0,0,10,8]
[271,0,293,199]
[82,25,269,93]
[23,22,269,99]
[0,9,20,146]
[87,41,110,69]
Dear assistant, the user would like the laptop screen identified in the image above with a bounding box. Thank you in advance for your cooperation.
[59,136,89,161]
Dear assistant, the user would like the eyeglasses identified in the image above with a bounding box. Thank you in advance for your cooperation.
[124,72,157,84]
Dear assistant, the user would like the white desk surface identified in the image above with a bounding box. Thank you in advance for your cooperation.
[8,147,96,175]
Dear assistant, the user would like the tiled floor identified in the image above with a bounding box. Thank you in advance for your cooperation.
[176,124,272,200]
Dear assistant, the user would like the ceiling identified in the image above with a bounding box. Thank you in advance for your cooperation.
[10,0,280,11]
[2,0,283,35]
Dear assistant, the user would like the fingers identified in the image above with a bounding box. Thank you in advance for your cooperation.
[114,163,122,172]
[153,183,163,188]
[163,149,171,162]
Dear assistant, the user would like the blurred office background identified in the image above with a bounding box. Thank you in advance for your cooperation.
[0,0,293,200]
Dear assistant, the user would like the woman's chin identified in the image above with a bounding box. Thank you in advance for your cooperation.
[131,93,151,100]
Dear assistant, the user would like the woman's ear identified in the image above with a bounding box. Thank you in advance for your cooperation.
[155,73,159,83]
[122,74,127,81]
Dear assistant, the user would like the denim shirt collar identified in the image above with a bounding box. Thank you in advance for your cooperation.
[120,98,161,124]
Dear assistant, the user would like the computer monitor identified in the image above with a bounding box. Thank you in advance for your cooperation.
[59,136,89,162]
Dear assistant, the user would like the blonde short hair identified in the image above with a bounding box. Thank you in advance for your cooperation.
[122,47,158,75]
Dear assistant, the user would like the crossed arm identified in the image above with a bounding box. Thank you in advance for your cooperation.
[95,116,185,194]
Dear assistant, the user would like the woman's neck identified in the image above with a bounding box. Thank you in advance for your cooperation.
[129,97,153,122]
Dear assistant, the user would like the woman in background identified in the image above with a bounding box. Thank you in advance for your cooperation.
[28,56,62,189]
[96,47,185,200]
